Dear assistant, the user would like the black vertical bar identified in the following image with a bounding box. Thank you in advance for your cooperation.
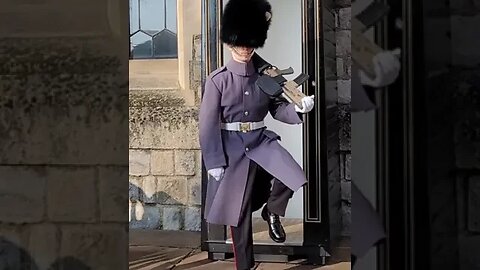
[164,0,167,30]
[303,0,332,262]
[200,0,226,251]
[137,0,141,31]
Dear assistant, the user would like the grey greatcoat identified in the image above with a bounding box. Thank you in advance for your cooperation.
[199,59,307,227]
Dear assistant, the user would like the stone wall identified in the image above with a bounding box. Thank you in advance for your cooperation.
[128,109,202,231]
[335,0,352,236]
[0,0,129,268]
[128,34,202,231]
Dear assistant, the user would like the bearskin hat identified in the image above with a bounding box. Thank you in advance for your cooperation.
[221,0,272,48]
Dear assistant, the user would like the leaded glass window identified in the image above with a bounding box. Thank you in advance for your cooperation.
[129,0,178,59]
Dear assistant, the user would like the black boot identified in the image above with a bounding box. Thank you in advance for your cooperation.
[261,205,286,243]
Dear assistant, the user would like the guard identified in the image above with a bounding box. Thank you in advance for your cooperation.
[199,0,315,269]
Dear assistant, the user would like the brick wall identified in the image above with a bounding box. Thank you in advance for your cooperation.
[335,0,352,236]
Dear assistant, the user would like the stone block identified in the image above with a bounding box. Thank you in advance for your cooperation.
[336,30,351,57]
[335,0,351,8]
[0,225,30,267]
[47,167,96,222]
[341,180,351,203]
[338,8,351,30]
[341,203,351,235]
[131,201,143,222]
[129,204,162,230]
[345,153,351,180]
[139,175,157,204]
[151,150,174,175]
[59,224,128,270]
[157,177,189,205]
[175,150,196,176]
[195,150,204,177]
[184,207,201,231]
[0,166,46,223]
[163,206,183,230]
[129,150,150,176]
[28,224,58,270]
[188,175,202,206]
[340,153,345,179]
[339,104,351,152]
[129,176,143,202]
[99,167,129,222]
[192,35,202,61]
[336,56,352,80]
[337,79,351,104]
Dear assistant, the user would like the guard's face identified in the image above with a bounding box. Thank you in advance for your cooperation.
[230,46,255,62]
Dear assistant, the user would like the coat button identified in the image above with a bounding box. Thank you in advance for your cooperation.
[244,111,249,116]
[245,147,249,152]
[244,91,249,95]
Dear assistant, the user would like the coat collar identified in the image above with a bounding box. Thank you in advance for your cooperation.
[226,58,256,76]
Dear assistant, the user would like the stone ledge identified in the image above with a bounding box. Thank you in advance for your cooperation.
[129,89,186,108]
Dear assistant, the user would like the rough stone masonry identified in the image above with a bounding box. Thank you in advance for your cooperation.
[0,0,130,269]
[335,0,352,236]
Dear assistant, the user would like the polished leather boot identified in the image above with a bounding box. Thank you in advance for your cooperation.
[261,205,286,243]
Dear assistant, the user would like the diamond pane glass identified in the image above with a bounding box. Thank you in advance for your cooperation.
[139,0,165,32]
[129,0,140,33]
[165,0,177,33]
[131,31,153,58]
[153,30,177,58]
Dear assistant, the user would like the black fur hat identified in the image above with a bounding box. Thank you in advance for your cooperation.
[221,0,272,48]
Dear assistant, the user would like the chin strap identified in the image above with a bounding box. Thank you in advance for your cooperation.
[232,47,255,60]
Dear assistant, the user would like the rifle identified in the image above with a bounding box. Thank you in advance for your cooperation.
[251,2,391,107]
[352,2,391,78]
[252,53,309,109]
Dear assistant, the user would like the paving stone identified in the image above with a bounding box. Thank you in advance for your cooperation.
[128,246,190,270]
[129,229,200,248]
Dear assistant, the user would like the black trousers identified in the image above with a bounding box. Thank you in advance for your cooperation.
[230,161,294,270]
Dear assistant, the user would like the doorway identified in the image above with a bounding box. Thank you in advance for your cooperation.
[200,0,343,264]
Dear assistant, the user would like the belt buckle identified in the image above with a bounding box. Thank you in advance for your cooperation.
[239,123,251,133]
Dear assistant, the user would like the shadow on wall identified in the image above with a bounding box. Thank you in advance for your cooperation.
[0,237,91,270]
[129,182,189,229]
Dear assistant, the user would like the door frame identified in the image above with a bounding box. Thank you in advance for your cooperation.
[375,0,430,269]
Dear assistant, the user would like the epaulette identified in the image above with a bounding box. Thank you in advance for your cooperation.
[209,66,227,79]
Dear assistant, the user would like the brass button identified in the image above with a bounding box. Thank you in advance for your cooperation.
[244,111,249,116]
[244,91,249,95]
[245,147,250,152]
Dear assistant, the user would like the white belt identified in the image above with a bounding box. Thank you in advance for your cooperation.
[221,121,265,133]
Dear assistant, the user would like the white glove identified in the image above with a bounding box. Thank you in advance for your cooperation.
[208,167,224,181]
[359,48,401,88]
[295,95,315,113]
